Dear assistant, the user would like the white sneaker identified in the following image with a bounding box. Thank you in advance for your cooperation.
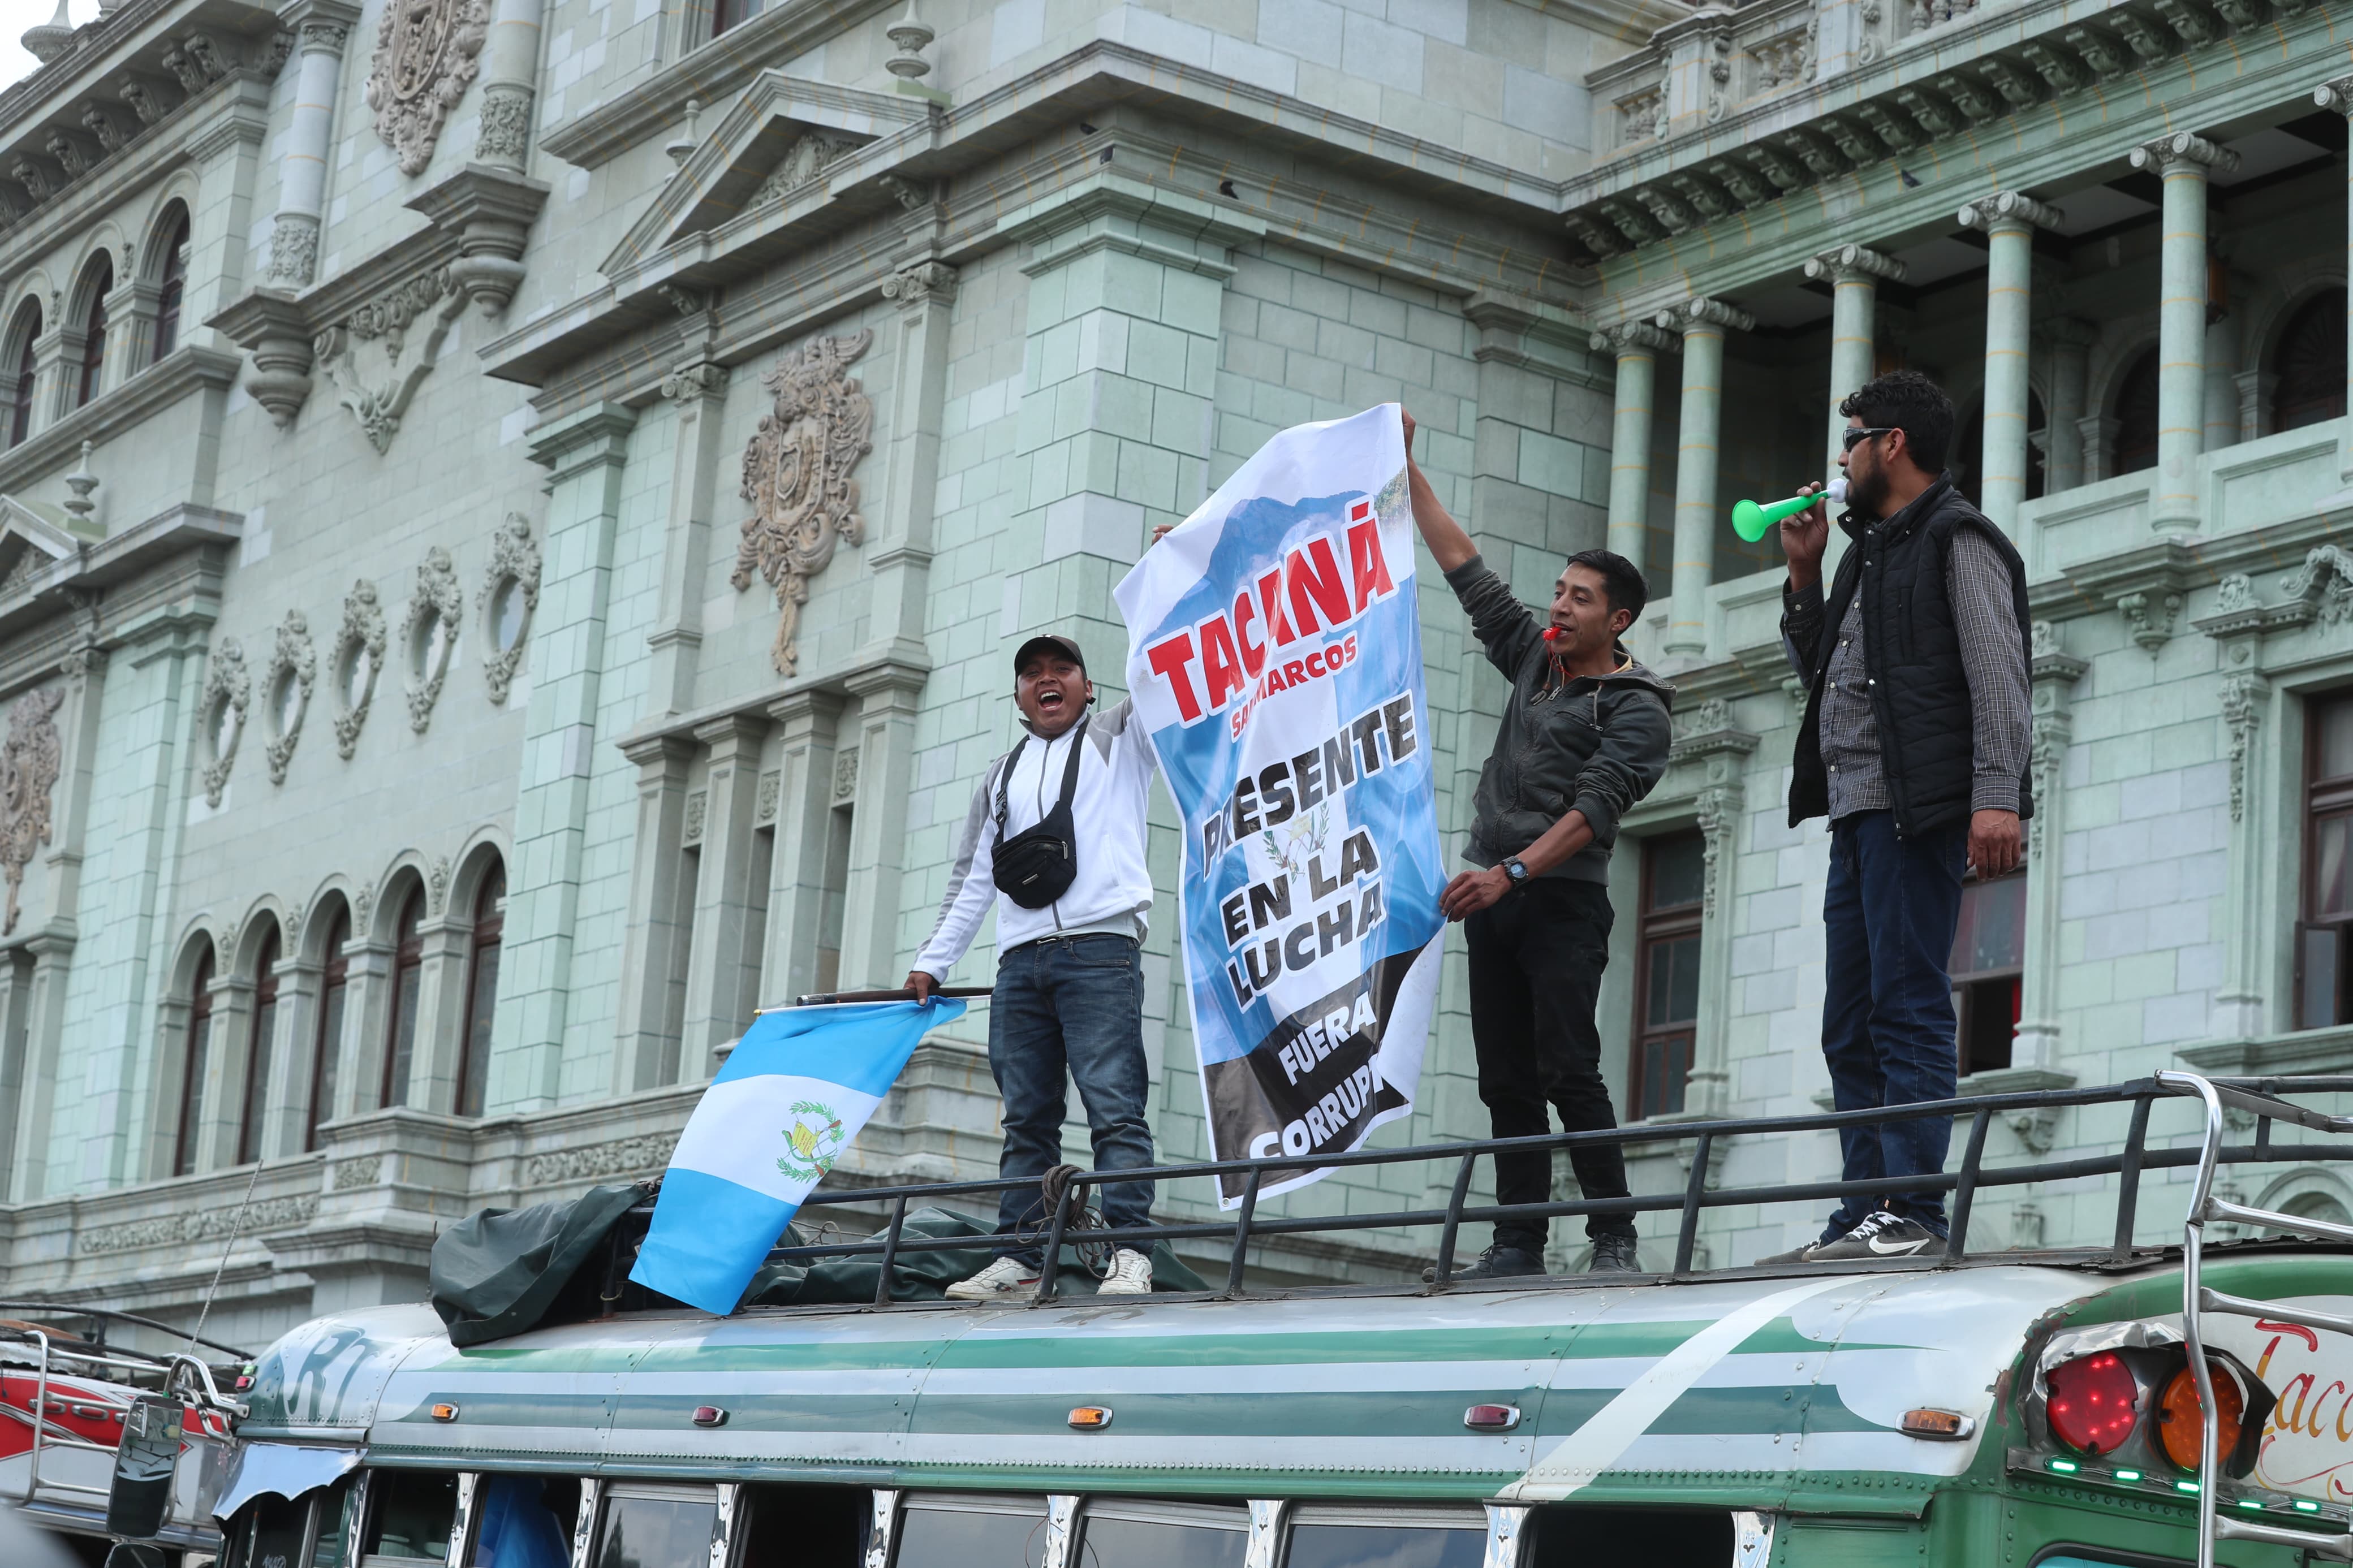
[1095,1248,1152,1295]
[945,1256,1038,1301]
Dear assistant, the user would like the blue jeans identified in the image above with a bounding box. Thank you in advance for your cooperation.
[1819,809,1966,1242]
[986,933,1156,1264]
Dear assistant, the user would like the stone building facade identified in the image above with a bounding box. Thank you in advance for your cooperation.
[0,0,2338,1351]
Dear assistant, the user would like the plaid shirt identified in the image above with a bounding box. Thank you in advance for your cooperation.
[1784,524,2031,822]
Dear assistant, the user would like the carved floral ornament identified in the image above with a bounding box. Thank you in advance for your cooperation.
[333,578,388,759]
[365,0,490,178]
[0,686,62,938]
[477,512,540,704]
[404,546,463,732]
[199,637,250,809]
[734,330,877,676]
[262,609,318,786]
[314,266,467,455]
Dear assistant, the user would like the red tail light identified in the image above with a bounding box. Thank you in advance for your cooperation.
[2046,1351,2140,1455]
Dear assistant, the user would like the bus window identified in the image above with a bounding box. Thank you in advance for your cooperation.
[1528,1506,1733,1566]
[1076,1502,1248,1568]
[367,1471,460,1561]
[244,1490,312,1568]
[475,1475,580,1566]
[893,1496,1048,1568]
[1283,1517,1484,1568]
[593,1482,719,1568]
[736,1484,867,1565]
[226,1479,356,1568]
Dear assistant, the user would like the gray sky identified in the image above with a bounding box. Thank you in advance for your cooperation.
[0,0,87,94]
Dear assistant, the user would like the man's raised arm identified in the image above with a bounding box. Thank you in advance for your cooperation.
[1399,410,1476,573]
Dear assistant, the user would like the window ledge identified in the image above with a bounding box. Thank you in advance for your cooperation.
[0,342,240,494]
[2180,1027,2353,1078]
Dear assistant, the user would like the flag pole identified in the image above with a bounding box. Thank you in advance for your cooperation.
[768,986,994,1011]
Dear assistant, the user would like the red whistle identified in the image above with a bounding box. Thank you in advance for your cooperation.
[1542,627,1562,643]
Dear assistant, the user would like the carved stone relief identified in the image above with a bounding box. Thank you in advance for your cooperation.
[332,579,388,759]
[0,686,63,937]
[198,638,250,809]
[474,83,532,165]
[364,0,490,177]
[403,547,463,733]
[312,266,467,453]
[262,608,317,785]
[2220,672,2266,824]
[732,331,876,676]
[2283,544,2353,625]
[426,854,451,914]
[752,131,863,208]
[476,512,540,704]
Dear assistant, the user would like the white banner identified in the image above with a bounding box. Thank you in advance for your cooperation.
[1114,405,1444,1206]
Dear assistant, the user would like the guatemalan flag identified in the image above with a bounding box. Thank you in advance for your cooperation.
[629,999,966,1314]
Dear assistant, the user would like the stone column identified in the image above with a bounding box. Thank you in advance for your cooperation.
[761,692,842,1005]
[1959,194,2062,535]
[2128,132,2239,533]
[865,261,958,673]
[834,665,926,991]
[2041,318,2095,494]
[2204,252,2242,456]
[1803,246,1902,584]
[2213,665,2273,1039]
[266,2,360,292]
[1591,321,1676,571]
[501,404,636,1110]
[1672,703,1758,1119]
[2012,623,2086,1069]
[645,362,728,718]
[2317,76,2353,478]
[100,268,154,392]
[680,714,769,1068]
[611,736,693,1092]
[8,934,71,1196]
[1654,297,1753,659]
[472,0,544,169]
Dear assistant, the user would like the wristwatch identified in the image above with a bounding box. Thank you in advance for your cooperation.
[1502,858,1531,888]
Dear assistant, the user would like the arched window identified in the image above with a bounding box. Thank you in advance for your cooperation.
[2272,288,2348,433]
[6,301,39,449]
[75,254,111,408]
[307,904,350,1151]
[2111,347,2161,476]
[151,205,189,364]
[174,948,215,1177]
[457,862,505,1117]
[236,926,281,1164]
[379,886,425,1109]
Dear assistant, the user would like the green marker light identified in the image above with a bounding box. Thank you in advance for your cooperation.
[2176,1480,2201,1495]
[2114,1470,2142,1482]
[2047,1458,2080,1474]
[2239,1499,2265,1511]
[2296,1499,2323,1513]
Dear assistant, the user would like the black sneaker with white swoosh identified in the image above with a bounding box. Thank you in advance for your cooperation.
[1805,1210,1939,1261]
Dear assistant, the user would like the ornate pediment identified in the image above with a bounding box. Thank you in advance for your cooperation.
[601,74,925,278]
[0,496,100,601]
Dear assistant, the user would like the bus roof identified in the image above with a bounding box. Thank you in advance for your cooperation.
[235,1250,2353,1513]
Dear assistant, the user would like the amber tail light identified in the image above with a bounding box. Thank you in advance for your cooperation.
[2157,1359,2246,1472]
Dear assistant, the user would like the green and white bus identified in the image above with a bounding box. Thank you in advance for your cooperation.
[192,1072,2353,1568]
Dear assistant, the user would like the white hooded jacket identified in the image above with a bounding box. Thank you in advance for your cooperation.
[912,697,1159,978]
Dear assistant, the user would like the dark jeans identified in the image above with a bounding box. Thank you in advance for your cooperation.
[986,933,1156,1265]
[1819,809,1967,1242]
[1467,878,1636,1250]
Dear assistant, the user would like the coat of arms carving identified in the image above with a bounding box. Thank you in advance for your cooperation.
[365,0,491,178]
[0,686,62,937]
[732,330,876,676]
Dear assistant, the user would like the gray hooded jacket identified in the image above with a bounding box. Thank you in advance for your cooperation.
[1445,556,1677,883]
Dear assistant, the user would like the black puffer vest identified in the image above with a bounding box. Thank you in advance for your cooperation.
[1789,476,2035,836]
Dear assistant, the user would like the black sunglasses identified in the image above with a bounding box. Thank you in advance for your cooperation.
[1841,425,1898,452]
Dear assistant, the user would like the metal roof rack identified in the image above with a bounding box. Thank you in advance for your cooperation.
[682,1071,2353,1308]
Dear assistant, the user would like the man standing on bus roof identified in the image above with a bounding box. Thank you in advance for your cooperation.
[1761,370,2032,1265]
[1398,409,1674,1278]
[906,633,1162,1299]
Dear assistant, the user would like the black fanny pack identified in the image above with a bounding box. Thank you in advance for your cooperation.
[992,719,1088,910]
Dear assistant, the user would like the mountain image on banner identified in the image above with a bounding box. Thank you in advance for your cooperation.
[1115,404,1444,1207]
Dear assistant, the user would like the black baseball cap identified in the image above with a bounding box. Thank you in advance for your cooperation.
[1013,634,1087,676]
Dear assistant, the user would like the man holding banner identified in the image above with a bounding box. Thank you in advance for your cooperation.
[1399,411,1674,1278]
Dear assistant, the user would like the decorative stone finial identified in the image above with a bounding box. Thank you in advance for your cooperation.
[61,442,97,524]
[21,0,74,64]
[885,0,934,79]
[664,100,701,169]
